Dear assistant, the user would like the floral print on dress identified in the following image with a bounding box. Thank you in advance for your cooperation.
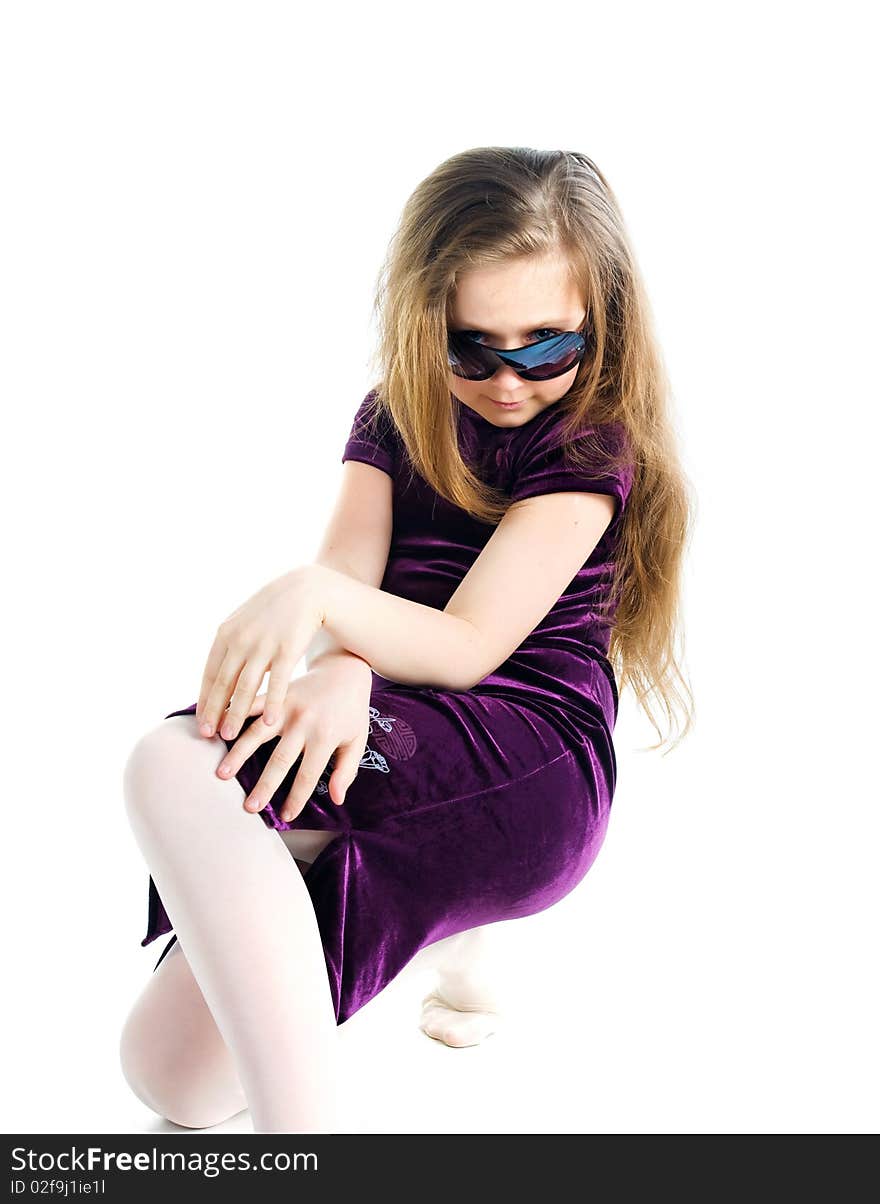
[311,703,417,794]
[369,703,419,762]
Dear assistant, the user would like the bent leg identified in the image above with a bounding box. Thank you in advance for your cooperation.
[120,937,248,1129]
[122,715,340,1133]
[121,822,341,1129]
[418,922,521,1048]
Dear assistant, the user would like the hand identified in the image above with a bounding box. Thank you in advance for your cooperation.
[196,565,329,740]
[215,654,374,821]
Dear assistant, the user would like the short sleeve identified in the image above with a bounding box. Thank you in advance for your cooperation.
[509,414,634,521]
[341,390,398,479]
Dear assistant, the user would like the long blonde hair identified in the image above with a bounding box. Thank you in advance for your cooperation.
[364,146,695,753]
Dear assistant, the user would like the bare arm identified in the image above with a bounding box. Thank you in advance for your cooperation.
[320,489,617,691]
[303,460,394,674]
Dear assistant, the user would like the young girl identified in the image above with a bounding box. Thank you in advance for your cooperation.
[119,146,694,1134]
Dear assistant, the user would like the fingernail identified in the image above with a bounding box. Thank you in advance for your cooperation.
[263,710,276,726]
[200,723,213,737]
[218,763,231,776]
[246,796,261,811]
[220,723,234,740]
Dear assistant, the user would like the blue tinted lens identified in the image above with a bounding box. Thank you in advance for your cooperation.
[449,331,585,381]
[498,333,584,379]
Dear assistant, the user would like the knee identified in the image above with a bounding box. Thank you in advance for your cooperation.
[119,1004,243,1131]
[122,722,177,829]
[118,1004,165,1118]
[122,717,221,831]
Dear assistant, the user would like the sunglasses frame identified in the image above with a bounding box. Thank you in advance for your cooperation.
[447,320,591,383]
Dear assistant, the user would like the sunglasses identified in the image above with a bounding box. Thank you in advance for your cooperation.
[448,323,590,382]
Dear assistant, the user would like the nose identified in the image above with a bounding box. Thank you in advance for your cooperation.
[488,364,525,392]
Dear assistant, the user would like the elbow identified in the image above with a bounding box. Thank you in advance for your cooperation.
[441,618,491,692]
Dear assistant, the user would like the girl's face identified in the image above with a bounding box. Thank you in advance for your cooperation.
[447,250,587,429]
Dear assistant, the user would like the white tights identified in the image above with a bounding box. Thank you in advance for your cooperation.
[120,715,341,1133]
[119,715,509,1133]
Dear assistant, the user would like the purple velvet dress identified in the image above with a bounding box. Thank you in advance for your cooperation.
[141,391,634,1025]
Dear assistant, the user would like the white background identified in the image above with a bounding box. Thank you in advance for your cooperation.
[2,1,877,1135]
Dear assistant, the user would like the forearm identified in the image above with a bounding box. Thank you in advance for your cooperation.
[304,553,380,674]
[320,566,483,692]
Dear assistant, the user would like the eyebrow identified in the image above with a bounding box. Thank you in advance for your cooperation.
[452,318,574,335]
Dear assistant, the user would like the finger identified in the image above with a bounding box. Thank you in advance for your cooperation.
[278,739,338,823]
[244,729,305,815]
[326,740,364,807]
[195,633,229,729]
[215,705,280,781]
[200,646,246,736]
[261,644,298,729]
[221,648,272,740]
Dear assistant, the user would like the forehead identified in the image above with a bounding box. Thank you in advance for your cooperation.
[448,253,583,329]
